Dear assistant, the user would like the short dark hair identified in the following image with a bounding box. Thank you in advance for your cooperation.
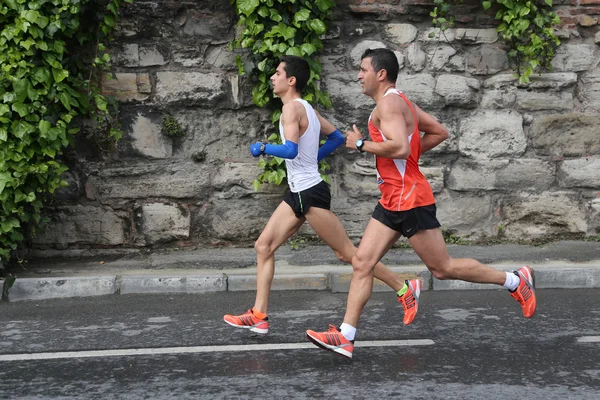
[280,55,310,92]
[361,48,399,83]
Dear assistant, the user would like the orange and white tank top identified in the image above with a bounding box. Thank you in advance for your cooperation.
[368,88,435,211]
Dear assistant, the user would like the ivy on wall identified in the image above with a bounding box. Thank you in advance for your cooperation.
[230,0,335,191]
[430,0,560,82]
[0,0,131,263]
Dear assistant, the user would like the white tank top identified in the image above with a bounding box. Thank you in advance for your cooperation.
[279,98,322,192]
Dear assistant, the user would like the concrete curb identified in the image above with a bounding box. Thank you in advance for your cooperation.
[2,264,600,302]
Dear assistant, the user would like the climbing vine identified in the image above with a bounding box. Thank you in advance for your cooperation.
[0,0,131,262]
[430,0,560,82]
[230,0,335,191]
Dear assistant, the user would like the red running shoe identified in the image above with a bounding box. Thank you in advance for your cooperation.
[223,309,269,334]
[510,266,536,318]
[398,279,421,325]
[306,324,354,359]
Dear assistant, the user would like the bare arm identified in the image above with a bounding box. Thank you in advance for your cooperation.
[346,96,411,159]
[315,110,337,135]
[415,104,449,154]
[281,102,301,144]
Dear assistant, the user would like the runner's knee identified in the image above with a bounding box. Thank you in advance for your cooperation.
[254,239,275,257]
[428,262,453,280]
[351,252,375,277]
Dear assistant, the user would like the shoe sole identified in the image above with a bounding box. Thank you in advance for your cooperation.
[305,332,352,359]
[223,318,268,334]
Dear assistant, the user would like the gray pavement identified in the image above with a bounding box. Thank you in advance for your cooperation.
[1,240,599,302]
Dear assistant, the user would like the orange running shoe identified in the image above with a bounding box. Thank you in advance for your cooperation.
[397,279,421,325]
[510,266,536,318]
[306,324,354,359]
[223,309,269,334]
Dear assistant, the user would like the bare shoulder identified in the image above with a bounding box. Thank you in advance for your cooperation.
[377,93,406,117]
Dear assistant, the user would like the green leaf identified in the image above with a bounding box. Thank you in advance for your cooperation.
[12,78,30,102]
[482,1,492,10]
[237,0,260,17]
[31,67,51,85]
[11,102,28,117]
[314,0,334,12]
[0,104,10,116]
[544,0,552,6]
[95,95,108,111]
[294,8,311,23]
[39,120,51,136]
[59,92,71,110]
[52,68,68,83]
[0,173,11,194]
[300,43,317,56]
[307,19,326,35]
[21,10,40,24]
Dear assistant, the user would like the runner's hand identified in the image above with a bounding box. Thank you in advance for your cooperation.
[345,125,362,149]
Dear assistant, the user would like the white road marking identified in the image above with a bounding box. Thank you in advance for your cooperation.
[0,339,434,362]
[577,336,600,343]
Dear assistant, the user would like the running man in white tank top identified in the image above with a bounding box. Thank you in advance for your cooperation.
[224,56,409,335]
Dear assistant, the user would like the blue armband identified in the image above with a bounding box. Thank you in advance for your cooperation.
[264,141,299,159]
[317,129,344,162]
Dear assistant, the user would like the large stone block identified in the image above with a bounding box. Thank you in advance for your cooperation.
[128,113,172,159]
[324,74,373,110]
[529,113,600,157]
[558,157,600,189]
[551,44,599,72]
[397,73,439,107]
[481,88,516,109]
[406,42,427,71]
[459,110,526,159]
[515,90,573,111]
[86,161,212,200]
[340,157,380,198]
[501,192,588,238]
[139,203,190,244]
[175,110,271,162]
[435,74,480,107]
[466,45,509,75]
[155,71,227,105]
[579,67,600,110]
[383,23,418,45]
[421,166,444,193]
[34,206,126,246]
[425,45,458,71]
[435,190,495,237]
[483,73,577,90]
[102,73,151,102]
[196,195,281,242]
[447,159,555,191]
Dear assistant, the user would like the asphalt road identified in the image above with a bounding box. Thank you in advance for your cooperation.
[1,289,599,399]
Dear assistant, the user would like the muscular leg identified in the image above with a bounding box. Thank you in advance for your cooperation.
[253,202,305,314]
[408,228,505,284]
[305,207,405,292]
[342,218,402,327]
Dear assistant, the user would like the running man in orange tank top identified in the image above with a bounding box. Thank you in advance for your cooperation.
[305,48,537,359]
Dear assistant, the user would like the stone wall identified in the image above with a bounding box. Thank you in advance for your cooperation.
[31,0,600,256]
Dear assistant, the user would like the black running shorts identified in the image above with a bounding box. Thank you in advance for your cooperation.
[283,180,331,218]
[372,202,441,238]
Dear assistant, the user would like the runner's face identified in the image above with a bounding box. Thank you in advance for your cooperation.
[271,63,290,96]
[358,57,377,96]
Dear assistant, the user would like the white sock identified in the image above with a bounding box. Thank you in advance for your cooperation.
[339,323,356,341]
[503,271,520,291]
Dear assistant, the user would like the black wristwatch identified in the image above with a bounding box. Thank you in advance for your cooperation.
[259,143,266,155]
[355,138,365,152]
